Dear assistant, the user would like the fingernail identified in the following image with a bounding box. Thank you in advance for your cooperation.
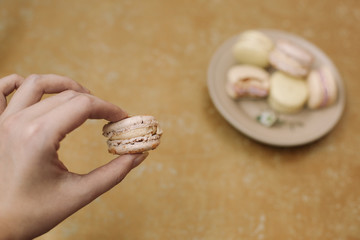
[132,152,149,168]
[122,110,129,118]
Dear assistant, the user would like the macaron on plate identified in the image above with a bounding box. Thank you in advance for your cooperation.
[207,29,345,147]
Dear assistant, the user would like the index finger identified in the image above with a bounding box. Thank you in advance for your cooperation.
[4,74,89,117]
[37,93,128,143]
[0,74,24,114]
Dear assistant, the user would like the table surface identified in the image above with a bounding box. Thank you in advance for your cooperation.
[1,1,360,239]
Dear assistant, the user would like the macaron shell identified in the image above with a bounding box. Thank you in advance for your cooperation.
[227,65,270,84]
[238,30,274,50]
[103,115,157,137]
[324,68,338,105]
[276,39,313,65]
[226,65,270,98]
[269,50,309,77]
[307,70,324,109]
[269,71,308,113]
[232,30,274,68]
[225,81,238,99]
[233,46,270,68]
[307,66,338,109]
[268,96,304,113]
[269,40,313,77]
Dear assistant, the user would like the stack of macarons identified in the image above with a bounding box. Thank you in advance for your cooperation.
[226,30,338,114]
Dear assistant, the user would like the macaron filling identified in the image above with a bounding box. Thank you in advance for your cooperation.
[109,126,158,140]
[234,83,268,97]
[108,134,161,146]
[227,65,270,98]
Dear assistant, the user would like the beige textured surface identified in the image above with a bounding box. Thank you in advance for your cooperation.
[1,0,360,239]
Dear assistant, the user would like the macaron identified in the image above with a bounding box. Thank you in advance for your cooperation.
[226,65,270,99]
[307,66,338,109]
[103,115,163,155]
[269,39,314,78]
[232,30,274,68]
[268,71,309,113]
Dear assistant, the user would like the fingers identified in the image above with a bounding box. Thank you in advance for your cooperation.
[11,90,82,123]
[0,74,24,114]
[85,153,148,199]
[0,74,24,95]
[3,74,89,117]
[68,153,148,209]
[38,93,127,143]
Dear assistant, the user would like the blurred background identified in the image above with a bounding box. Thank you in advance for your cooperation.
[1,0,360,239]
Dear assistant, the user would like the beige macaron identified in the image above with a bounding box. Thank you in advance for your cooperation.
[226,65,270,99]
[232,30,274,68]
[268,71,309,113]
[103,115,163,155]
[307,66,338,109]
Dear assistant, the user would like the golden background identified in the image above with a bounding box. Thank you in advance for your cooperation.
[1,0,360,239]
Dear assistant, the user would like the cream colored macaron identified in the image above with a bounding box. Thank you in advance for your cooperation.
[232,30,274,68]
[268,71,309,113]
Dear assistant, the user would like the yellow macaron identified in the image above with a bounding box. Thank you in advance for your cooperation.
[268,71,308,113]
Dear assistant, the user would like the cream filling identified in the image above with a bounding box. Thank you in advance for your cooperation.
[110,126,158,140]
[233,78,269,97]
[108,134,161,146]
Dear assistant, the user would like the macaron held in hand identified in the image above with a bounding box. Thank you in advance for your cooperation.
[103,115,163,155]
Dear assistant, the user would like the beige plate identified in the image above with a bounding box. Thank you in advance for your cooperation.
[207,29,346,147]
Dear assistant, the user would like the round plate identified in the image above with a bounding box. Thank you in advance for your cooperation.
[207,29,346,147]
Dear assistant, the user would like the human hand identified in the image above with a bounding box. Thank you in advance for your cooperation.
[0,74,148,239]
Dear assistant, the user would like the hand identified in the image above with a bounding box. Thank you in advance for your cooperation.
[0,74,148,240]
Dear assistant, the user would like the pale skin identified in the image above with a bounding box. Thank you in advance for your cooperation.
[0,74,148,240]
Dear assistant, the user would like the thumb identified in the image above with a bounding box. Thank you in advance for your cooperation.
[73,152,148,206]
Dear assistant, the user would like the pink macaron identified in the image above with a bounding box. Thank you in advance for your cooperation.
[103,115,163,155]
[269,39,314,78]
[307,66,338,109]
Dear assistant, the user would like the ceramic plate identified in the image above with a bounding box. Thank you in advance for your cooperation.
[207,29,346,147]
